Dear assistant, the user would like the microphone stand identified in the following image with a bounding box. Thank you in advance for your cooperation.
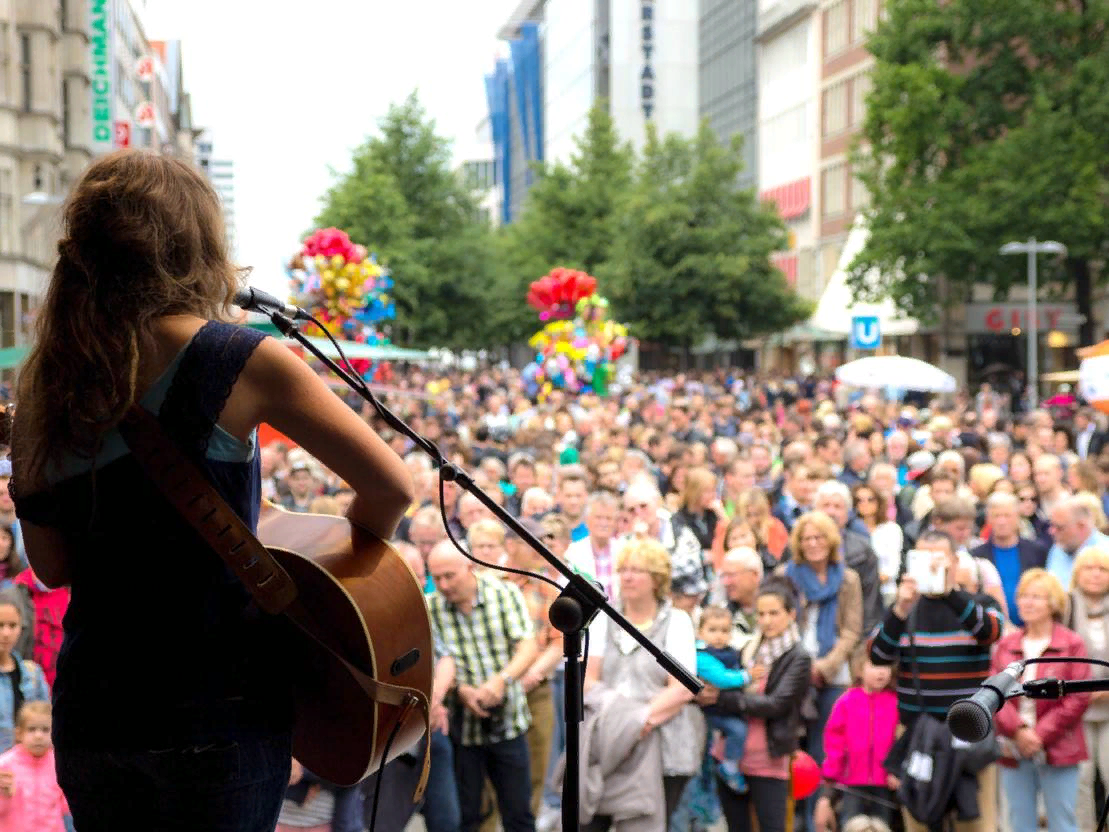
[264,310,704,832]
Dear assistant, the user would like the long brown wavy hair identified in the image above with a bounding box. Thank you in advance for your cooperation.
[16,150,242,480]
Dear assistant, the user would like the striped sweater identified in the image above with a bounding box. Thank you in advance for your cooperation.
[868,589,1003,726]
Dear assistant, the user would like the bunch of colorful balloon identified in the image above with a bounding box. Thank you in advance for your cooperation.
[286,227,396,380]
[523,268,630,399]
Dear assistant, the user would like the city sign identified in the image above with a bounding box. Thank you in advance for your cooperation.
[114,121,131,149]
[135,55,155,82]
[965,303,1081,334]
[641,0,655,120]
[134,101,156,128]
[89,0,115,154]
[850,315,881,350]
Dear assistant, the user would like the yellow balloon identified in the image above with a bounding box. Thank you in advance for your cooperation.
[336,278,350,292]
[321,269,335,283]
[331,254,345,270]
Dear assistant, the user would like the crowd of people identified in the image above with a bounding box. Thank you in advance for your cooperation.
[213,366,1107,832]
[5,345,1109,832]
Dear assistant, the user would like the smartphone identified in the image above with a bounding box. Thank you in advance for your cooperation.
[906,549,946,596]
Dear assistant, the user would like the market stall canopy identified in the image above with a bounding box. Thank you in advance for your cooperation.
[836,355,957,393]
[809,217,920,337]
[0,330,431,371]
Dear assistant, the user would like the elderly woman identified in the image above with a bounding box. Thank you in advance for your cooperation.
[994,568,1091,832]
[698,578,813,832]
[777,511,862,790]
[1067,547,1109,831]
[581,538,701,830]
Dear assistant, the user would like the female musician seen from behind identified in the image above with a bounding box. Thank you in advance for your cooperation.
[7,149,414,831]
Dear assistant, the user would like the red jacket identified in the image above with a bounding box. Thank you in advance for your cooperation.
[992,623,1090,767]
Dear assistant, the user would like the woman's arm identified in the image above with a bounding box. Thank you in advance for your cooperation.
[645,676,695,727]
[19,523,69,589]
[239,338,415,541]
[814,570,863,682]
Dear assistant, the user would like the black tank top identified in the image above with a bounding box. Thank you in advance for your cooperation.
[12,321,294,750]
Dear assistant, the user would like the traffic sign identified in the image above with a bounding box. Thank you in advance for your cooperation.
[851,315,881,349]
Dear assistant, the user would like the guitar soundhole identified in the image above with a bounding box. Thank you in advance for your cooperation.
[390,649,420,677]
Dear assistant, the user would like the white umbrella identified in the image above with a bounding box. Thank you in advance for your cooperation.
[835,356,957,393]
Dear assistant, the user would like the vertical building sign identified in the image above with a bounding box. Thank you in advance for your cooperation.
[89,0,115,154]
[641,0,655,120]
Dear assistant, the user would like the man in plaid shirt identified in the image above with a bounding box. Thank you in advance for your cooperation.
[427,542,539,832]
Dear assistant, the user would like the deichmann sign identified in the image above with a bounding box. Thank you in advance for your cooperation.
[965,303,1080,334]
[90,0,115,154]
[641,0,655,120]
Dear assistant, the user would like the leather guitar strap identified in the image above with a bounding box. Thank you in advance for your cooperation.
[119,405,431,801]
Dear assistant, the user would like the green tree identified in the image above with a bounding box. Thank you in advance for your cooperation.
[849,0,1109,344]
[489,104,635,344]
[600,122,811,347]
[315,92,498,348]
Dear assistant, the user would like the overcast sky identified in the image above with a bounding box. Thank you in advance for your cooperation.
[142,0,520,297]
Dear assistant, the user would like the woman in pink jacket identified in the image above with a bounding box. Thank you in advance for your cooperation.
[0,701,68,832]
[993,568,1090,832]
[812,659,899,829]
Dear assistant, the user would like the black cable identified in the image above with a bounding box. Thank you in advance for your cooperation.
[437,476,562,592]
[305,310,564,590]
[366,697,412,832]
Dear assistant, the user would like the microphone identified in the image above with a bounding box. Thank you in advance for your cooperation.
[233,287,309,321]
[947,660,1025,743]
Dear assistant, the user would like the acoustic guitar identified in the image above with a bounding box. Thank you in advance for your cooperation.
[256,502,434,789]
[115,406,434,799]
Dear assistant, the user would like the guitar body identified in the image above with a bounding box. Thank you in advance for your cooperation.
[257,502,433,787]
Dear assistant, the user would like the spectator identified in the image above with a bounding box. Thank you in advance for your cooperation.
[1047,496,1109,587]
[426,543,539,832]
[869,530,1003,831]
[1066,547,1109,831]
[994,569,1090,832]
[698,578,813,832]
[971,492,1048,626]
[582,538,701,828]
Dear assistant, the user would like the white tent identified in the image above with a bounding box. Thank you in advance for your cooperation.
[809,217,919,337]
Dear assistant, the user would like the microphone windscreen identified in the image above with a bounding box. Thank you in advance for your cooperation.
[946,699,991,743]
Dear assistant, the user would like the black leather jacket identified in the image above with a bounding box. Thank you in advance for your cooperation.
[717,642,812,758]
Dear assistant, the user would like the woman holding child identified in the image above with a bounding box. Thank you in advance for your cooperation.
[697,579,812,832]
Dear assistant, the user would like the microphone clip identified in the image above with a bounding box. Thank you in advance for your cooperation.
[1023,678,1064,699]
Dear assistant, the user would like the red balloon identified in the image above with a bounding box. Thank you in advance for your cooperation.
[791,751,821,800]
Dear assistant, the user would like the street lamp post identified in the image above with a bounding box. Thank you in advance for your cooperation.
[1000,238,1067,409]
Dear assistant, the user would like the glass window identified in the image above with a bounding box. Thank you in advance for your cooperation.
[20,34,30,112]
[822,163,847,218]
[851,0,879,43]
[822,80,848,136]
[824,0,849,57]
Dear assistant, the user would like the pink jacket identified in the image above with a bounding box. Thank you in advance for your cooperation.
[821,687,899,787]
[0,746,68,832]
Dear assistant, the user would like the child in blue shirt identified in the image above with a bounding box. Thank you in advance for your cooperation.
[696,606,751,793]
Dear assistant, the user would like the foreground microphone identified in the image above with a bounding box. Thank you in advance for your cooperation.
[233,287,309,321]
[947,660,1025,743]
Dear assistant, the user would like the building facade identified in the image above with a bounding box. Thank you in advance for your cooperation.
[698,0,758,190]
[194,130,235,258]
[755,0,820,301]
[490,0,700,219]
[487,14,543,225]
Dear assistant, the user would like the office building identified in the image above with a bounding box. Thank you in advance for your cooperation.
[490,0,700,221]
[195,131,236,259]
[487,16,543,225]
[755,0,820,297]
[699,0,758,190]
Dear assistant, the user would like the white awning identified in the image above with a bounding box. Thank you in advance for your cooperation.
[809,217,919,337]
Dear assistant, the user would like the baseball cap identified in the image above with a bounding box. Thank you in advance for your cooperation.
[906,450,936,481]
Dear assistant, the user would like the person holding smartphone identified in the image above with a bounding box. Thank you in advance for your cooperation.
[868,530,1004,832]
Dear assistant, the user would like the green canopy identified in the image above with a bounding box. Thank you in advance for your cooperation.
[0,327,430,372]
[0,347,27,370]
